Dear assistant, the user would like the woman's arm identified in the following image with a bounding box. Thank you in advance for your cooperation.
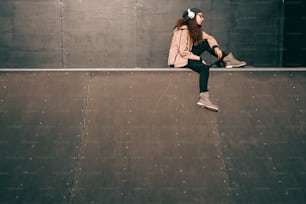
[202,31,218,48]
[202,31,222,59]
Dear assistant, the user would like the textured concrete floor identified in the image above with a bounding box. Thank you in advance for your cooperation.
[0,69,305,203]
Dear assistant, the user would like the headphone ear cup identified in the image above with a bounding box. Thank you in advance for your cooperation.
[187,8,195,19]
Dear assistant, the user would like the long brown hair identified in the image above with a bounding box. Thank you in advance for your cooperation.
[173,18,203,45]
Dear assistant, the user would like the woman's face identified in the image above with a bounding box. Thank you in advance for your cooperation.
[196,12,204,25]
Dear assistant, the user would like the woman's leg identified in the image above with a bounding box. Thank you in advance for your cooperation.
[192,40,228,59]
[186,59,210,92]
[186,59,219,111]
[194,40,247,68]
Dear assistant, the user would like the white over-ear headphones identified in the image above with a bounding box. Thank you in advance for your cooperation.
[187,8,195,19]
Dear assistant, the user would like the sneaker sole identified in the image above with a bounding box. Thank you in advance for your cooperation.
[226,62,247,68]
[197,103,219,112]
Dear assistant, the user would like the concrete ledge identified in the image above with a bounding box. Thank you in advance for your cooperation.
[1,67,306,72]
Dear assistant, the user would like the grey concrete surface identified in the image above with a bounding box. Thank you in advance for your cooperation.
[0,0,284,68]
[0,69,305,203]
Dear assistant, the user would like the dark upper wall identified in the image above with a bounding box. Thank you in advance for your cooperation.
[283,0,306,67]
[0,0,283,68]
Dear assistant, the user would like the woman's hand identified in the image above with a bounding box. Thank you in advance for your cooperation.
[214,47,223,59]
[202,59,207,64]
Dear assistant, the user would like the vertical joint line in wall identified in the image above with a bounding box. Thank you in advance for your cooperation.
[209,1,213,63]
[278,0,285,66]
[134,0,143,67]
[135,0,138,68]
[11,2,16,42]
[210,1,213,35]
[60,0,64,68]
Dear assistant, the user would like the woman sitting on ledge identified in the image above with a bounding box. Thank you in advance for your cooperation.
[168,8,246,112]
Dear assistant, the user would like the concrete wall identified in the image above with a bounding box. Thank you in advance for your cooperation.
[0,0,283,68]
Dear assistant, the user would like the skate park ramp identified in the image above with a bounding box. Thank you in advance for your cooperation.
[0,68,305,204]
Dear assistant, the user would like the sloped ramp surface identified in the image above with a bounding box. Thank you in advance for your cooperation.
[0,70,305,203]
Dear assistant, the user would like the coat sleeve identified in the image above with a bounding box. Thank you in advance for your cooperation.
[202,31,218,48]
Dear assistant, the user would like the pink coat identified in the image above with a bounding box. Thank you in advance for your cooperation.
[168,25,218,67]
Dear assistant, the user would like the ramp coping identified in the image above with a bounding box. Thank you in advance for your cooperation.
[0,68,306,72]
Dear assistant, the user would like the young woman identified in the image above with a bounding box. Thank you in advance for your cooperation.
[168,8,246,112]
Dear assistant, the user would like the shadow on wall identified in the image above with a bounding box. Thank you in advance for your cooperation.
[0,0,284,68]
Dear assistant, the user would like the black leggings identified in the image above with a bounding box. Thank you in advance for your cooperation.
[185,40,227,92]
